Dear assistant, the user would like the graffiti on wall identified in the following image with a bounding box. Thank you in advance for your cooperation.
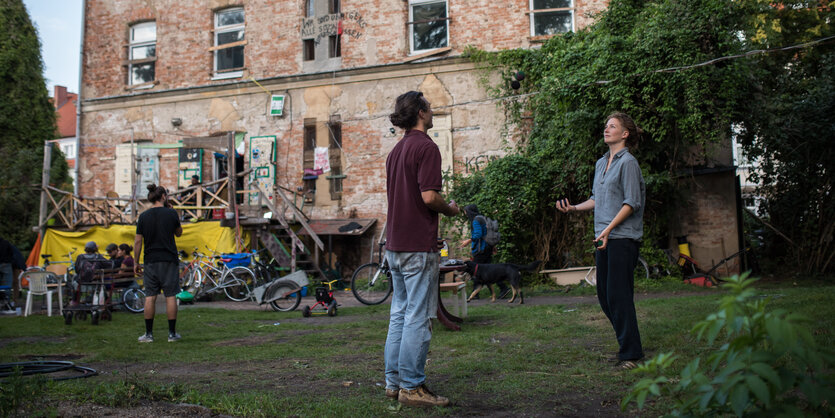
[301,11,365,45]
[463,154,500,174]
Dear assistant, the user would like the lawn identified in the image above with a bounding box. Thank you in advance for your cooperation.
[1,278,833,417]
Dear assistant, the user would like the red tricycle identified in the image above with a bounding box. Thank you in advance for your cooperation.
[302,279,339,317]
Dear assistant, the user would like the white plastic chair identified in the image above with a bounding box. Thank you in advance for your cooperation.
[22,271,62,317]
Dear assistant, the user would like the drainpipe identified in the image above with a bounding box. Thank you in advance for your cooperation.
[74,0,86,196]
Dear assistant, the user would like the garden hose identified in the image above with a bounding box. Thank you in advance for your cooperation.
[0,361,98,380]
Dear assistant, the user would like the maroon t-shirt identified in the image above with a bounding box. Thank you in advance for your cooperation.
[385,129,443,252]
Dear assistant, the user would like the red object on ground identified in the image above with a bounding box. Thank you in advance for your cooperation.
[684,275,713,287]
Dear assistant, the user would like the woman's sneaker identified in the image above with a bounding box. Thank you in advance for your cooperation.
[138,333,154,343]
[168,332,182,342]
[398,384,449,407]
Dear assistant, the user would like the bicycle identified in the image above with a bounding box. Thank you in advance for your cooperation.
[249,249,304,312]
[302,279,339,317]
[351,241,393,305]
[183,248,256,302]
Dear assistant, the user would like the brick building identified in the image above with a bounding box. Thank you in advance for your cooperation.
[77,0,742,273]
[50,85,79,190]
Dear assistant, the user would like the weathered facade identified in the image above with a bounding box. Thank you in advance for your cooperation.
[78,0,743,274]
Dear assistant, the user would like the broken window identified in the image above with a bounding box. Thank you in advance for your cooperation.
[213,8,245,79]
[529,0,573,37]
[303,119,317,195]
[408,0,449,54]
[128,22,156,87]
[328,116,343,200]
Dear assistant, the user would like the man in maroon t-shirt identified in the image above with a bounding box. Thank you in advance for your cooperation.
[383,91,459,408]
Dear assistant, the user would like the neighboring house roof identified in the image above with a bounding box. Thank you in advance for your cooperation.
[53,85,77,138]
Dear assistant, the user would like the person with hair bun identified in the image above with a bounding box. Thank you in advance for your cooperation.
[556,112,646,370]
[134,184,183,343]
[383,91,459,408]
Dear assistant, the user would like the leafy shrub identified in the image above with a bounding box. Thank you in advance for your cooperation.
[622,273,835,416]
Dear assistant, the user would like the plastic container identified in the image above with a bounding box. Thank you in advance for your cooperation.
[223,253,251,268]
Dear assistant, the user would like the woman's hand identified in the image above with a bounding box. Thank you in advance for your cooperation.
[594,230,610,250]
[556,198,574,213]
[458,238,472,249]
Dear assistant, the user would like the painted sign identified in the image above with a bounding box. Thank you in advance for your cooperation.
[270,95,285,116]
[248,135,276,205]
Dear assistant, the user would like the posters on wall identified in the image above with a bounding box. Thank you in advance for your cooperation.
[248,135,276,205]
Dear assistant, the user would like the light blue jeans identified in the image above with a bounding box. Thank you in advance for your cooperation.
[384,250,439,391]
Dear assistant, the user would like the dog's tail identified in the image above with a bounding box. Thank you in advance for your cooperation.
[512,260,542,272]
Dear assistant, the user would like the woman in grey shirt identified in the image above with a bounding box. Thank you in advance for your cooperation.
[556,112,646,369]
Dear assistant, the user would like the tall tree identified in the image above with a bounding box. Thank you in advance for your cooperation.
[0,0,68,250]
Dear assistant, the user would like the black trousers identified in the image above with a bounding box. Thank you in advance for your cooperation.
[595,239,643,361]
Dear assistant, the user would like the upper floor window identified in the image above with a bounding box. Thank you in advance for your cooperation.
[213,8,245,79]
[328,0,340,14]
[128,22,156,87]
[305,0,315,17]
[530,0,574,37]
[408,0,448,54]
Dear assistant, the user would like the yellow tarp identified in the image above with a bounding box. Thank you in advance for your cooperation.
[41,222,250,265]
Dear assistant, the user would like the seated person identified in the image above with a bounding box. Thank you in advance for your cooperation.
[72,241,108,302]
[118,244,135,271]
[105,243,124,270]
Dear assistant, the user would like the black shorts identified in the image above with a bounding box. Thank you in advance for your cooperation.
[143,261,180,297]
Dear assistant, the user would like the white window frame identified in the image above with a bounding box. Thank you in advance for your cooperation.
[408,0,449,55]
[529,0,574,37]
[213,7,245,80]
[128,21,156,88]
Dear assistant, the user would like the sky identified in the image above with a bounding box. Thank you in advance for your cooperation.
[23,0,83,96]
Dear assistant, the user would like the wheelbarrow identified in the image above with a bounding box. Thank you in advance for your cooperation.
[252,270,309,312]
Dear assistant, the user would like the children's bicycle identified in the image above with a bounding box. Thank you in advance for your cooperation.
[302,279,339,317]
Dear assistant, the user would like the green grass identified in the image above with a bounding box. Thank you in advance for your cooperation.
[1,280,834,417]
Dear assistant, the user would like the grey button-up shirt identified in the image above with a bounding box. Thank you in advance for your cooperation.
[590,148,645,240]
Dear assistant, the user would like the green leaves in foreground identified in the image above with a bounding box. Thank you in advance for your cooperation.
[622,273,835,416]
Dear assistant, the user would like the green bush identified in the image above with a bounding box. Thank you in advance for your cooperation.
[622,273,835,416]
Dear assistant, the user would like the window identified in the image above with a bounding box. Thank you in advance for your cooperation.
[328,35,341,58]
[529,0,573,37]
[305,0,315,17]
[213,8,245,79]
[303,39,315,61]
[128,22,156,86]
[328,117,343,200]
[328,0,340,14]
[303,119,317,194]
[408,0,449,54]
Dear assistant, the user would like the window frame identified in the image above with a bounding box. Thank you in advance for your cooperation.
[303,119,317,194]
[127,21,156,88]
[328,35,341,58]
[528,0,575,37]
[303,39,316,61]
[327,117,343,200]
[407,0,450,55]
[213,7,246,80]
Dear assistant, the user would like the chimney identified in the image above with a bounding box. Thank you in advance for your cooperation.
[54,85,68,109]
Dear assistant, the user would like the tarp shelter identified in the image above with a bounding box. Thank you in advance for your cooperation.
[39,222,250,264]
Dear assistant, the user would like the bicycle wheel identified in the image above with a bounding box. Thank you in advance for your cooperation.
[351,262,392,305]
[221,267,254,302]
[122,288,145,313]
[635,257,650,280]
[268,281,302,312]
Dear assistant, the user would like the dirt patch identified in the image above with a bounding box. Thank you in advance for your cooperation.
[0,336,68,349]
[56,400,229,417]
[210,335,274,347]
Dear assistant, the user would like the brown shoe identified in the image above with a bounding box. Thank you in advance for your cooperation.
[385,388,399,399]
[398,384,449,407]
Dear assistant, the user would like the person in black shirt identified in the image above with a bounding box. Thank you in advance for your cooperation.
[135,184,182,343]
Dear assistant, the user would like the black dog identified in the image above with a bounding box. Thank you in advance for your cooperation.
[458,260,540,304]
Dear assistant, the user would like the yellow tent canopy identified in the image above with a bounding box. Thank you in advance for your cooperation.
[40,222,250,265]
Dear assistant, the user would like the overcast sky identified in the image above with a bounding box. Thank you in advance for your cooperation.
[23,0,83,96]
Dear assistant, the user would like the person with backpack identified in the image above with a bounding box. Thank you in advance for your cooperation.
[459,205,509,299]
[73,241,108,302]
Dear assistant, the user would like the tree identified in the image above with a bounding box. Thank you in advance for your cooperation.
[736,1,835,274]
[0,0,69,250]
[456,0,758,266]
